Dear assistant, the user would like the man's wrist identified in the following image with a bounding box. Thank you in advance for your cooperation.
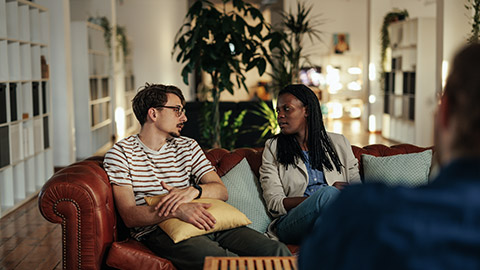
[192,184,202,199]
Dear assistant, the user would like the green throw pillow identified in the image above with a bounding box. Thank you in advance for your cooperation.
[221,158,272,233]
[362,150,433,187]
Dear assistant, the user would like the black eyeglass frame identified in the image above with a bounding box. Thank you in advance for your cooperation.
[155,105,186,117]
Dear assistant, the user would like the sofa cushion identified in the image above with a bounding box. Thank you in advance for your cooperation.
[221,158,272,233]
[106,238,176,270]
[362,149,433,187]
[144,197,251,243]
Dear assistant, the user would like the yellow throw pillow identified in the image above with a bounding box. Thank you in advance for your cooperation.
[144,196,251,243]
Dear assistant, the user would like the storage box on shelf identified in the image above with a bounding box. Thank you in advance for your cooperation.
[382,18,436,147]
[0,0,52,218]
[71,21,113,160]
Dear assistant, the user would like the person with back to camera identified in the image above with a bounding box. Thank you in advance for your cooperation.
[259,84,361,245]
[299,43,480,270]
[103,83,291,270]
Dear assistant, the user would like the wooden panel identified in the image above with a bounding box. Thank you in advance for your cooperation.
[203,256,297,270]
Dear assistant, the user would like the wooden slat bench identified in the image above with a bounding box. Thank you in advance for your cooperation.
[203,256,297,270]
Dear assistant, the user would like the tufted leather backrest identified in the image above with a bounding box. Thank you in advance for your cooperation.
[206,144,434,181]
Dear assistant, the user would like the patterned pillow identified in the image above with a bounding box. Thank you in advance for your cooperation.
[221,158,272,233]
[362,150,433,187]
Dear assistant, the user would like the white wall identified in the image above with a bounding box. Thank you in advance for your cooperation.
[285,0,368,63]
[439,0,471,90]
[70,0,113,22]
[116,0,191,100]
[37,0,77,166]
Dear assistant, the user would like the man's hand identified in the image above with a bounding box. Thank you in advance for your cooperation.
[332,181,349,190]
[155,182,199,216]
[173,202,216,231]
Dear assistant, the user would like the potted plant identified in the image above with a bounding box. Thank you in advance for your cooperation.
[173,0,273,148]
[379,9,408,91]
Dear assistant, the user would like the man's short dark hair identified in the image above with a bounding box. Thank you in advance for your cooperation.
[132,83,185,126]
[444,43,480,155]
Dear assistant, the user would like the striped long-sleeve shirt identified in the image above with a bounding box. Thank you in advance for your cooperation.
[103,134,215,240]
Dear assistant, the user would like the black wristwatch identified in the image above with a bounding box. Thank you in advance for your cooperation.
[193,184,202,199]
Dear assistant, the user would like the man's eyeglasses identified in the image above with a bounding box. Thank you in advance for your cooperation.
[156,105,186,117]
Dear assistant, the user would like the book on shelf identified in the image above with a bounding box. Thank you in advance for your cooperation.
[384,72,396,94]
[409,72,416,95]
[384,93,390,114]
[41,81,47,114]
[409,96,415,121]
[43,116,49,149]
[10,83,18,122]
[0,126,10,168]
[32,82,40,116]
[0,83,6,124]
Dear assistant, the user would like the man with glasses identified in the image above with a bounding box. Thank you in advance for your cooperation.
[299,43,480,269]
[104,83,291,270]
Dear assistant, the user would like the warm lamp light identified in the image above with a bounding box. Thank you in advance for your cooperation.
[442,60,449,88]
[347,81,361,91]
[368,114,376,132]
[115,107,126,141]
[348,67,362,75]
[369,63,376,81]
[328,101,343,119]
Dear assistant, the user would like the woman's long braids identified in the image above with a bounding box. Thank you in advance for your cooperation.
[274,84,343,172]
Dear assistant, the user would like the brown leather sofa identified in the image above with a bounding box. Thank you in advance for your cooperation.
[38,144,432,270]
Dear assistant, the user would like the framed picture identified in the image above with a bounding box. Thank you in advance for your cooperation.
[333,33,350,54]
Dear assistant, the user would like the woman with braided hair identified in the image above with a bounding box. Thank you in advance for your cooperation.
[259,84,361,244]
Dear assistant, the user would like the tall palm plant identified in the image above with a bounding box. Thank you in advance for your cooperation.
[253,1,323,143]
[269,1,323,96]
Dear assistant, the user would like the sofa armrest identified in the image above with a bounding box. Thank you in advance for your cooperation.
[38,159,117,270]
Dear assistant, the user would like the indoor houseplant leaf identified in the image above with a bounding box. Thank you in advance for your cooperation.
[173,0,273,148]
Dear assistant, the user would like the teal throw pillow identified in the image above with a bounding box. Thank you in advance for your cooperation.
[221,158,272,233]
[362,150,433,187]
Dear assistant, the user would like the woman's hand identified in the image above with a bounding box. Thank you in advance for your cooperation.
[283,197,308,211]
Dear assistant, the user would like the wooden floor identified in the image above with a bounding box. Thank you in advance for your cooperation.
[0,119,393,270]
[0,197,61,270]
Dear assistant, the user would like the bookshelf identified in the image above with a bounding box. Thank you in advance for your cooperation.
[71,21,113,160]
[123,54,138,135]
[0,0,52,218]
[381,18,436,146]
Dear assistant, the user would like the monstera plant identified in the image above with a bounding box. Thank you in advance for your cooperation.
[173,0,275,148]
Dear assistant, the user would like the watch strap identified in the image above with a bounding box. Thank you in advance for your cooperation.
[193,184,202,199]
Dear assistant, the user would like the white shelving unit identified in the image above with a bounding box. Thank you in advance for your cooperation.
[71,21,113,160]
[123,54,139,136]
[382,18,436,147]
[0,0,52,218]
